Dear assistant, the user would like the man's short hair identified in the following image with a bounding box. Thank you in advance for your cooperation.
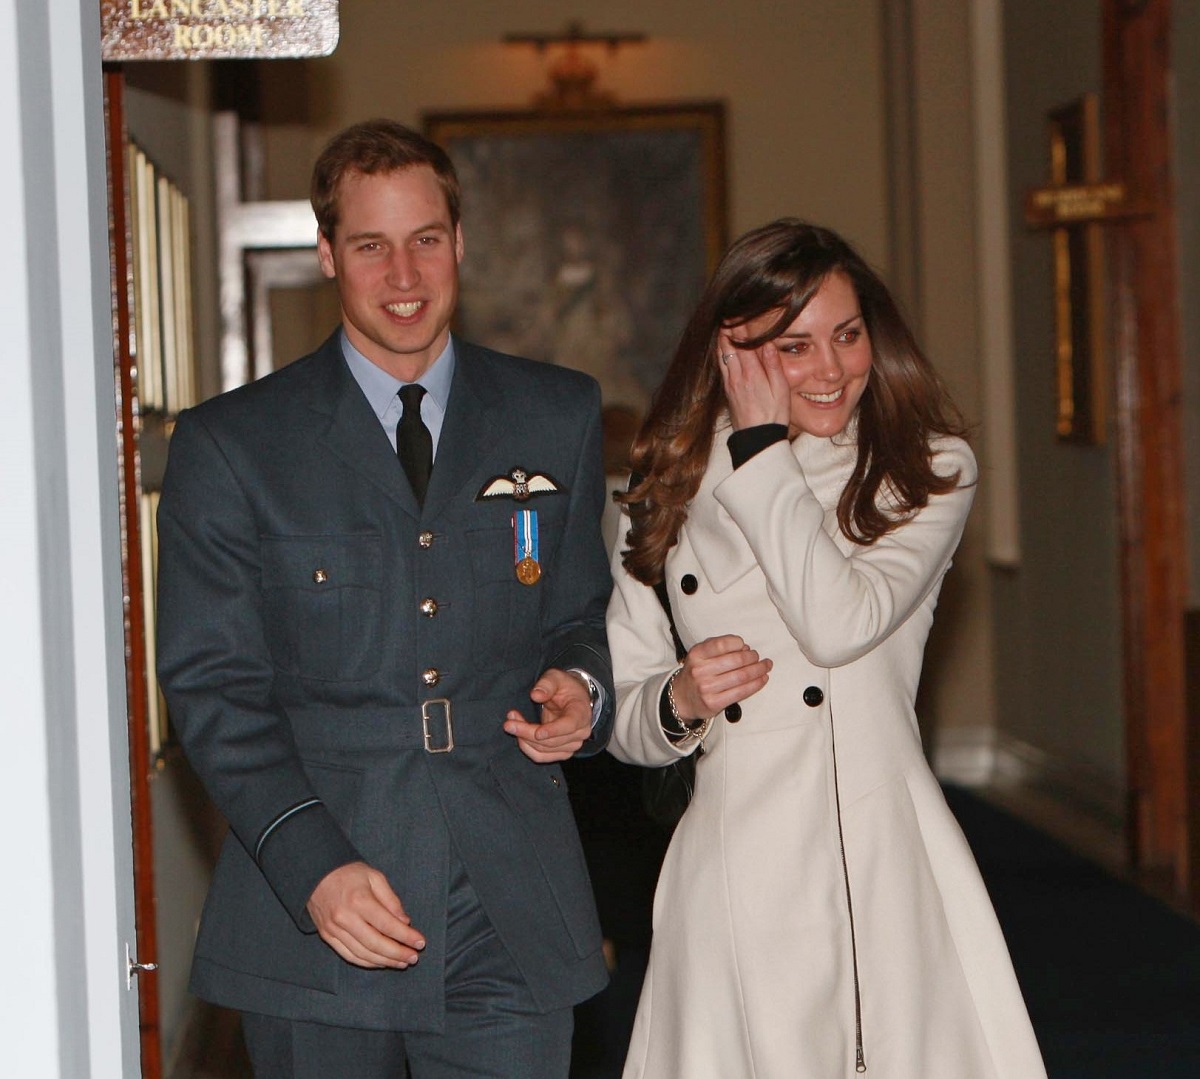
[310,119,462,240]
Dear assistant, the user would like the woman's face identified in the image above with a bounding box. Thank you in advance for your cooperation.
[740,271,873,439]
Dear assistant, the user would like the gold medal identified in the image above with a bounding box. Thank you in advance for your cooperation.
[513,509,542,586]
[516,556,541,586]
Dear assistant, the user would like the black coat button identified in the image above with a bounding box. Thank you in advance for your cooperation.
[724,703,742,723]
[680,574,698,595]
[803,685,824,707]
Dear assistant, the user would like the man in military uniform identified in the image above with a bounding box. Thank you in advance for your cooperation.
[156,119,613,1078]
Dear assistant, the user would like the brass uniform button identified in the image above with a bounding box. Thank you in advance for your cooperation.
[803,685,824,708]
[418,531,435,549]
[312,569,328,584]
[422,668,441,688]
[419,597,439,617]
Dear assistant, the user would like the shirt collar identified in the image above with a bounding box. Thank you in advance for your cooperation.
[340,332,457,422]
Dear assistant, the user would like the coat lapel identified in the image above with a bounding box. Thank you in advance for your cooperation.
[421,343,504,521]
[308,337,422,518]
[306,336,506,522]
[685,424,759,593]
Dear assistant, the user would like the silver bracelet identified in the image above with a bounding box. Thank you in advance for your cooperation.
[665,667,714,745]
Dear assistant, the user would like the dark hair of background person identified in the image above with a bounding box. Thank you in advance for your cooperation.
[310,118,462,240]
[619,218,968,587]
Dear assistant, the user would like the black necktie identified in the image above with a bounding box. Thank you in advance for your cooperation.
[396,384,432,506]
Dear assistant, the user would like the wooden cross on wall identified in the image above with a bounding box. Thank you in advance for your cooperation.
[1023,93,1145,444]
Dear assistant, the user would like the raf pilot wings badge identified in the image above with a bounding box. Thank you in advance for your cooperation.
[474,468,564,587]
[475,467,564,503]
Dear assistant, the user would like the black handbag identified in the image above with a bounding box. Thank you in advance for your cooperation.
[628,473,698,832]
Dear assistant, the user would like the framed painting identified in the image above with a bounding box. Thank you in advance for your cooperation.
[424,103,728,418]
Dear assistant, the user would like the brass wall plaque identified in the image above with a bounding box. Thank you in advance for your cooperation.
[101,1,339,61]
[1024,181,1130,228]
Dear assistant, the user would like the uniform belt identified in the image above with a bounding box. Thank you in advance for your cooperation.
[283,697,530,752]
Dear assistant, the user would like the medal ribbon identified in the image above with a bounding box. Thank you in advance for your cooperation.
[513,510,539,564]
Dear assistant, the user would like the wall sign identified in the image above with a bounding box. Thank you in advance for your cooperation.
[100,0,339,61]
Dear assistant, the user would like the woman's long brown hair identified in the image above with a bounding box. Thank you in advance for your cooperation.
[619,219,967,586]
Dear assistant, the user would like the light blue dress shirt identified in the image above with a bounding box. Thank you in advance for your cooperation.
[340,331,455,458]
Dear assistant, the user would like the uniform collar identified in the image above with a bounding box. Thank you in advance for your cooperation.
[340,331,456,422]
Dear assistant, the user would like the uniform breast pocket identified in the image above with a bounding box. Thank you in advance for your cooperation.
[260,533,382,682]
[466,524,538,672]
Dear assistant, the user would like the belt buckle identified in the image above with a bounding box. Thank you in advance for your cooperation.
[421,698,455,753]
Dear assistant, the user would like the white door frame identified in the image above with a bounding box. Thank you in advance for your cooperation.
[0,0,140,1074]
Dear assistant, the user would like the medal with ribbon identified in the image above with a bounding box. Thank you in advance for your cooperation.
[513,509,541,585]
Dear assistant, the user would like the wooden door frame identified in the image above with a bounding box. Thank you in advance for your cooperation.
[1103,0,1193,902]
[105,66,163,1078]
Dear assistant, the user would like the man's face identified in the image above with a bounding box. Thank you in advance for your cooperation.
[317,165,464,381]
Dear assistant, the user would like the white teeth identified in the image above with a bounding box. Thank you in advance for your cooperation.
[387,301,423,317]
[800,387,844,403]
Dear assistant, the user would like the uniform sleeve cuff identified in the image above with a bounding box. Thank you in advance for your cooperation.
[255,801,363,932]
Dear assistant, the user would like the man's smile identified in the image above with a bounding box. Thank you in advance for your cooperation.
[386,300,425,318]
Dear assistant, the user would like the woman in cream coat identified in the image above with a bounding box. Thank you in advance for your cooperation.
[607,221,1046,1079]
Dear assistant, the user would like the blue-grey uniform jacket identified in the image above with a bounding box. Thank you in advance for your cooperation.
[156,333,614,1032]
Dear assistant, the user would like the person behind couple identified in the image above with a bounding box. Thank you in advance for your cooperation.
[155,119,615,1079]
[606,219,1048,1078]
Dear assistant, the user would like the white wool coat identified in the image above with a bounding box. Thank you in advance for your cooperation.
[607,424,1047,1079]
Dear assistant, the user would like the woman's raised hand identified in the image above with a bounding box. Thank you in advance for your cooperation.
[717,330,791,431]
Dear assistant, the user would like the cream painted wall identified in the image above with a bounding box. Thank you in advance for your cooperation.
[905,0,995,741]
[257,0,892,262]
[994,0,1124,803]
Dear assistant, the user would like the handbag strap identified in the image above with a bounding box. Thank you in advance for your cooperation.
[629,471,687,663]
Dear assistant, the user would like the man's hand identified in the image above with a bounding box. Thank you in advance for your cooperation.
[504,668,594,763]
[306,861,426,969]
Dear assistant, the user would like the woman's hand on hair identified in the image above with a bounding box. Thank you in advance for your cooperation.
[672,634,772,720]
[718,332,791,431]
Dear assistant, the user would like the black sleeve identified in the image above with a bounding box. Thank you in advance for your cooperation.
[728,424,789,469]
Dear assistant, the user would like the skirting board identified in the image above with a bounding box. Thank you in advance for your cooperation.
[933,725,1127,870]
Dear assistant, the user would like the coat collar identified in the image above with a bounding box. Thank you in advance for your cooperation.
[683,419,858,593]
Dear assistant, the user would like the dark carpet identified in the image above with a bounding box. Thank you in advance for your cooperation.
[181,786,1200,1077]
[943,785,1200,1078]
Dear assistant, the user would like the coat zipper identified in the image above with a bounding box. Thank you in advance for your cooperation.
[828,699,867,1072]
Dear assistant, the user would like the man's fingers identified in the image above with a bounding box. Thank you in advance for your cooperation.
[516,739,580,764]
[507,714,588,762]
[320,898,427,967]
[505,713,570,743]
[365,867,410,922]
[308,863,426,969]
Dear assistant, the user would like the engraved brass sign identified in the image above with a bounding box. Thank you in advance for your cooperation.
[1024,181,1131,229]
[100,0,339,61]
